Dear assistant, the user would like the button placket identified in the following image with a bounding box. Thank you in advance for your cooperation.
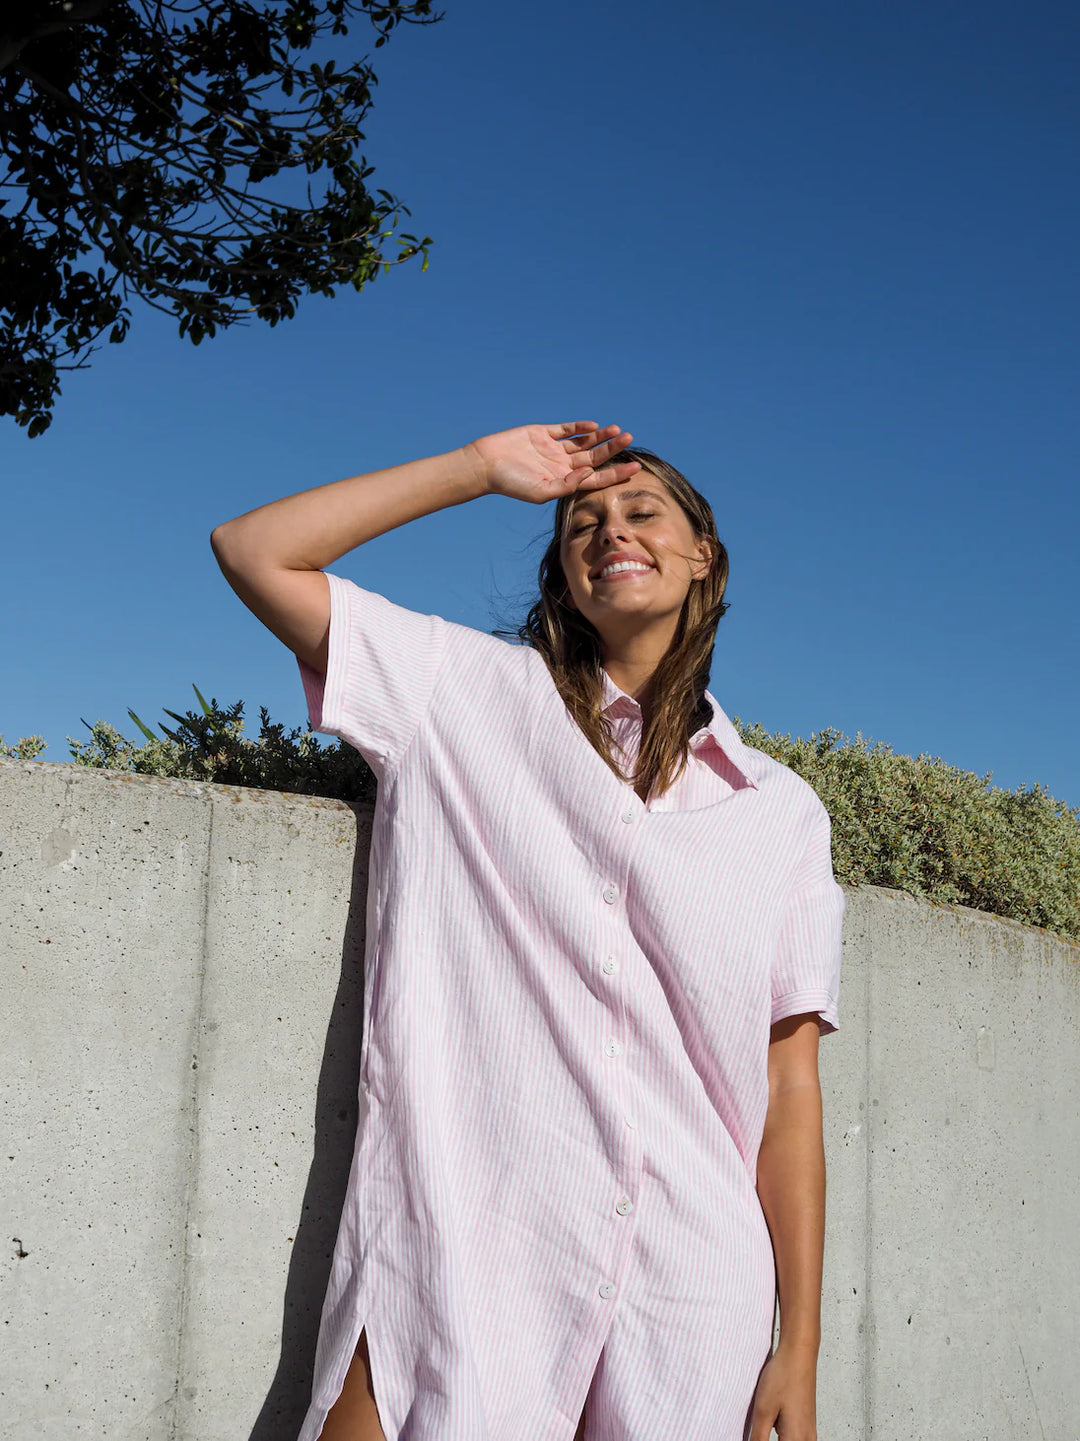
[599,881,624,1051]
[596,815,638,1317]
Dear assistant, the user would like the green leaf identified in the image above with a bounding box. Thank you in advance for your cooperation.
[127,710,159,743]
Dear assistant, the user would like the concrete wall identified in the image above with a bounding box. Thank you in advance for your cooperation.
[1,759,1077,1440]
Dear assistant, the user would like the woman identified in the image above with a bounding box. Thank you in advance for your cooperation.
[210,421,845,1441]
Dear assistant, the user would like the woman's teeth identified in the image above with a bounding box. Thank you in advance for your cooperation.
[596,561,652,580]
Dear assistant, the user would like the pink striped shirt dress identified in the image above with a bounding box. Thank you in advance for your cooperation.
[293,571,846,1441]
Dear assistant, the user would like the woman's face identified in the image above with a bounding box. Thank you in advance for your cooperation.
[559,473,712,648]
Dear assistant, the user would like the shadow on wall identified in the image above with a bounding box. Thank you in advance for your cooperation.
[247,851,369,1440]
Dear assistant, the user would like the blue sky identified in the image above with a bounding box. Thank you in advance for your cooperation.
[3,0,1078,810]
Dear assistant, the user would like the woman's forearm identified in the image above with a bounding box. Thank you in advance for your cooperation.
[755,1082,826,1353]
[209,444,489,572]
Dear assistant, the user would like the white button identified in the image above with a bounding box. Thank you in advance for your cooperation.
[604,1038,623,1058]
[598,1281,616,1300]
[621,809,635,824]
[624,1114,637,1128]
[602,884,618,904]
[602,956,618,975]
[615,1196,633,1216]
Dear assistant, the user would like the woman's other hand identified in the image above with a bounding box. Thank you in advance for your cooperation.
[465,422,641,505]
[747,1342,819,1441]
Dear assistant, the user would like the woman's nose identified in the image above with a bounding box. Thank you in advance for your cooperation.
[597,515,631,546]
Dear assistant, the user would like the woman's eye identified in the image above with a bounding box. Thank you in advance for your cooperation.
[571,511,653,536]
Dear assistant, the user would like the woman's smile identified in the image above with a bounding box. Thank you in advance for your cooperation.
[593,561,656,583]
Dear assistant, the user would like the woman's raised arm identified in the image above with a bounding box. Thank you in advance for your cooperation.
[209,421,640,573]
[208,421,640,672]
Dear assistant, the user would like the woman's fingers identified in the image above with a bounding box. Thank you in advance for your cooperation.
[570,430,635,468]
[573,459,643,489]
[550,421,630,454]
[543,421,640,488]
[546,421,601,439]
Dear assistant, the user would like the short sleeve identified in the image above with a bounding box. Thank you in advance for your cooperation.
[296,571,448,778]
[771,803,846,1036]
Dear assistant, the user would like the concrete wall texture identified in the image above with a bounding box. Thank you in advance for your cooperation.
[1,758,1077,1440]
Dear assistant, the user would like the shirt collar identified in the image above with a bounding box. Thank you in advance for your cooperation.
[600,669,760,791]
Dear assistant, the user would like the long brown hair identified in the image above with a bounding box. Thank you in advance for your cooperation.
[497,446,731,802]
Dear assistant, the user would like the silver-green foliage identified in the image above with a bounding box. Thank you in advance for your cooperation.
[737,720,1080,945]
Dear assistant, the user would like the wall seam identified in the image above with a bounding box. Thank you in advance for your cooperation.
[167,790,215,1441]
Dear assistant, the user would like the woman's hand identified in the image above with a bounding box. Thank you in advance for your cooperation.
[464,422,641,505]
[747,1343,819,1441]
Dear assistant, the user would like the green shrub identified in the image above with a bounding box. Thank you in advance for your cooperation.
[4,688,1078,945]
[738,719,1080,944]
[0,685,375,805]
